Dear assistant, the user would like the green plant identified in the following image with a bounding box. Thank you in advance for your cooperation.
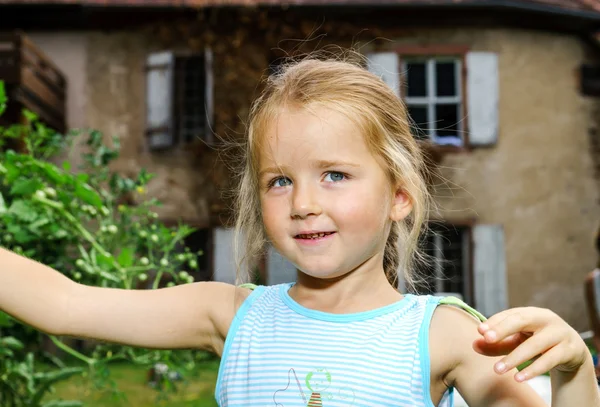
[0,81,207,406]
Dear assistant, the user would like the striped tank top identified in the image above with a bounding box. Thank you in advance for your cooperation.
[215,283,482,407]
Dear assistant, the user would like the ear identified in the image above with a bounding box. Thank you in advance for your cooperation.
[390,187,413,221]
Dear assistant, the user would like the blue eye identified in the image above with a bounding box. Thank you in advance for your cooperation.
[324,172,345,182]
[270,177,292,188]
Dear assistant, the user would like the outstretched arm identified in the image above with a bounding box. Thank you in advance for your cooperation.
[0,247,249,354]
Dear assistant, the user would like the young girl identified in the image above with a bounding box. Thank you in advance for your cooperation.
[1,55,598,407]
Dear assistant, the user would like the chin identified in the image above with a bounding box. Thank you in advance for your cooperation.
[297,265,348,281]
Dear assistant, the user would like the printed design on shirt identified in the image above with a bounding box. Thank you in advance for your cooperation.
[306,368,332,406]
[273,368,356,407]
[273,368,306,407]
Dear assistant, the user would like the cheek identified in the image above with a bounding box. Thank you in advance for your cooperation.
[333,187,389,232]
[260,197,285,237]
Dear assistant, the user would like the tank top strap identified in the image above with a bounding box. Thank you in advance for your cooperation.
[438,296,487,322]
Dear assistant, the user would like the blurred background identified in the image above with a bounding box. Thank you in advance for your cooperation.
[0,0,599,405]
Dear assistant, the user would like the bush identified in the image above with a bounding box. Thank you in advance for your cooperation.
[0,81,206,406]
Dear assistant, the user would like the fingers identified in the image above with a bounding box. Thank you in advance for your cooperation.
[511,346,564,382]
[492,327,561,381]
[473,332,529,357]
[478,308,547,343]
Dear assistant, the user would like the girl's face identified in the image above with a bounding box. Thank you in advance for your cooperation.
[258,106,412,280]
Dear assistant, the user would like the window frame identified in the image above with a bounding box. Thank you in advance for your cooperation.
[396,45,470,148]
[419,219,475,305]
[145,48,214,152]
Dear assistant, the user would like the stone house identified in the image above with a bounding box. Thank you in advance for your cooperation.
[1,0,599,331]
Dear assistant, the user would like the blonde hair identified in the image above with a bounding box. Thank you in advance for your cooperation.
[233,51,432,291]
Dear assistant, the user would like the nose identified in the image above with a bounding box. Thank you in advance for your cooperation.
[290,182,322,219]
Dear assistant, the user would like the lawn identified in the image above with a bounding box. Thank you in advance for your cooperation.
[45,359,220,407]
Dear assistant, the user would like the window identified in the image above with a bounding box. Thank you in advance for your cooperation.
[367,48,499,148]
[402,57,463,147]
[145,49,214,151]
[415,223,472,303]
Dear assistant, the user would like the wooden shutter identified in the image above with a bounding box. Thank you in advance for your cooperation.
[366,52,400,98]
[145,51,175,150]
[466,52,499,147]
[204,47,214,144]
[473,224,508,316]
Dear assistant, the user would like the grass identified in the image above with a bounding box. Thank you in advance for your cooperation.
[45,359,220,407]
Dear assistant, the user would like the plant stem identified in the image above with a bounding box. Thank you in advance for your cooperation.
[49,336,94,366]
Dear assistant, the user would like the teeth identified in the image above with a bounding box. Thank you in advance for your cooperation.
[300,232,329,239]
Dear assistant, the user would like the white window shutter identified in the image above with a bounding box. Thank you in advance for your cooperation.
[366,52,400,98]
[213,227,236,284]
[204,47,214,144]
[473,224,508,317]
[145,51,175,149]
[466,52,499,147]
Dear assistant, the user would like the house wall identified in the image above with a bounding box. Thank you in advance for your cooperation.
[31,21,599,330]
[398,28,599,331]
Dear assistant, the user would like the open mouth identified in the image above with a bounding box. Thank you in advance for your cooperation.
[295,232,335,240]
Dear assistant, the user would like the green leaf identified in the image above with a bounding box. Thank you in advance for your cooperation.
[62,161,71,172]
[0,311,14,328]
[22,109,38,123]
[6,223,36,244]
[34,162,67,185]
[75,173,89,183]
[0,81,6,116]
[10,178,44,196]
[74,181,102,208]
[29,217,50,229]
[0,336,24,350]
[32,367,85,406]
[0,162,6,175]
[8,200,38,222]
[0,191,6,214]
[4,162,21,183]
[117,247,135,268]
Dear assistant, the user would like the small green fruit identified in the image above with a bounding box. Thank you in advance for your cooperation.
[34,190,47,199]
[43,187,57,198]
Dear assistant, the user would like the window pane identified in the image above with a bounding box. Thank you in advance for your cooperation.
[406,62,427,97]
[434,104,461,145]
[407,105,428,140]
[440,227,466,296]
[436,61,457,97]
[177,55,206,143]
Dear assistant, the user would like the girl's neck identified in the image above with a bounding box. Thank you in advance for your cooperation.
[288,257,403,314]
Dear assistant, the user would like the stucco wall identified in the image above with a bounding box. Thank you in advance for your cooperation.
[36,23,599,330]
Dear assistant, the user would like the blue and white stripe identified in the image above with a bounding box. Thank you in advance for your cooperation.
[215,283,453,407]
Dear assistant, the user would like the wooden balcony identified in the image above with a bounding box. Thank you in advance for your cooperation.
[0,31,66,134]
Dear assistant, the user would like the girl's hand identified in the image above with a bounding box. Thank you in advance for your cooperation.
[473,307,589,382]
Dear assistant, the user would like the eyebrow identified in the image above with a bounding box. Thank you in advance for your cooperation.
[258,160,360,178]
